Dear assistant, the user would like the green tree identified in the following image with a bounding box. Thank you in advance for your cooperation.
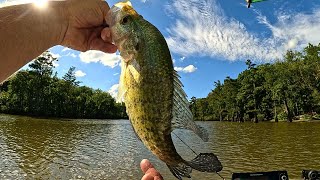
[190,43,320,122]
[63,66,80,86]
[0,51,127,119]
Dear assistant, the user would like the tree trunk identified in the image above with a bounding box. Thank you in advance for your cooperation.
[219,105,223,121]
[253,83,258,123]
[295,102,299,116]
[284,98,292,122]
[274,100,278,122]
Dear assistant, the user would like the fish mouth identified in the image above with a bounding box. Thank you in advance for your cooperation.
[113,34,136,63]
[106,6,121,27]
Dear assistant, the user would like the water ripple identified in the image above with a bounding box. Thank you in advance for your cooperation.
[1,114,320,179]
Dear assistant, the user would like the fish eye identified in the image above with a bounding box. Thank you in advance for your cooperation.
[121,16,130,25]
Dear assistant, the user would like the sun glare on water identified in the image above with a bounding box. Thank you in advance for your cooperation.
[33,0,47,8]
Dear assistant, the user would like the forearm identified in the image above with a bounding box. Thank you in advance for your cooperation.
[0,2,67,82]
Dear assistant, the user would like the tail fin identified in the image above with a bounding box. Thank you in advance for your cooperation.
[188,153,223,172]
[167,153,223,179]
[167,163,192,180]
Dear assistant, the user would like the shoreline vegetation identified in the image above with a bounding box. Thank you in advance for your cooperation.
[190,44,320,123]
[0,51,127,119]
[0,113,318,123]
[1,44,320,122]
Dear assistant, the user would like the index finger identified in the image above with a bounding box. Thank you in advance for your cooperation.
[99,0,111,17]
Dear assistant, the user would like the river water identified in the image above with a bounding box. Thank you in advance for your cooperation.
[0,114,319,179]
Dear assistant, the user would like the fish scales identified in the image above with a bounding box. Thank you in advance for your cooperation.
[123,15,181,164]
[107,1,223,179]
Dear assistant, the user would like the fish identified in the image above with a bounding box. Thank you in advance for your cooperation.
[106,1,223,179]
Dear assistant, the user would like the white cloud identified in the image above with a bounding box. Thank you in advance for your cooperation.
[113,73,119,76]
[166,0,320,63]
[141,0,148,3]
[79,50,121,68]
[49,52,61,59]
[257,10,320,50]
[174,65,197,73]
[62,47,71,52]
[75,70,86,77]
[52,61,59,67]
[65,52,77,58]
[108,84,119,99]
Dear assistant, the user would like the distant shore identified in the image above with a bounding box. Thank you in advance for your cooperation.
[0,113,126,121]
[2,113,320,123]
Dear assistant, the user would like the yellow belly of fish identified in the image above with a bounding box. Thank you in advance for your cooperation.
[124,70,183,165]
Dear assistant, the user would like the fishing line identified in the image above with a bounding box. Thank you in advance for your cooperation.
[172,132,198,156]
[173,132,226,180]
[216,172,225,180]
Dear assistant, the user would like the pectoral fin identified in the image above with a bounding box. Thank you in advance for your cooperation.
[171,71,208,142]
[117,60,128,103]
[117,58,141,103]
[128,59,141,83]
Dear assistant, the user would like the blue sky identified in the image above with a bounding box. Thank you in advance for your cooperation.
[3,0,320,98]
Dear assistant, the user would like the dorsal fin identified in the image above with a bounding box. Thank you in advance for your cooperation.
[171,71,208,142]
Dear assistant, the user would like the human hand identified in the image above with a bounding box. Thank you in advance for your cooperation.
[140,159,163,180]
[61,0,117,53]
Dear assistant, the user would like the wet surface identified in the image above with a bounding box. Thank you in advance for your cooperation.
[0,114,319,179]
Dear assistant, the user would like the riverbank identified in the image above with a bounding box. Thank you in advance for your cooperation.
[2,113,320,123]
[270,114,320,122]
[0,113,126,121]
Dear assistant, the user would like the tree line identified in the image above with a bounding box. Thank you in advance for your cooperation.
[0,51,127,119]
[190,44,320,122]
[2,44,320,122]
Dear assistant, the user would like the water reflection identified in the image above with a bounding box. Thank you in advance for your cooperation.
[208,122,320,179]
[1,114,320,179]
